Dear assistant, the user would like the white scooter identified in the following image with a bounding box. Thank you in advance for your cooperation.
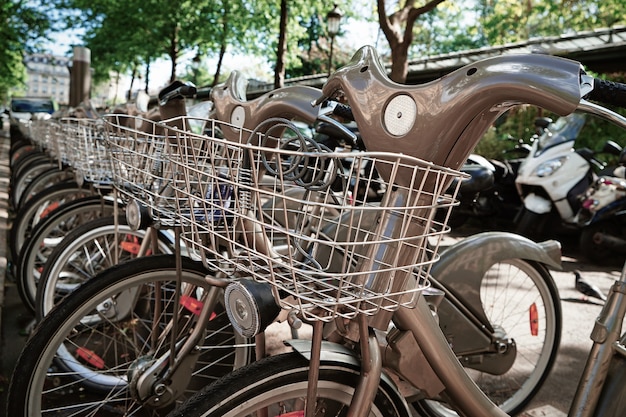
[514,112,622,239]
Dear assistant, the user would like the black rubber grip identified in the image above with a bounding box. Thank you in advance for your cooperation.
[195,88,212,99]
[332,103,354,121]
[179,84,198,97]
[585,78,626,108]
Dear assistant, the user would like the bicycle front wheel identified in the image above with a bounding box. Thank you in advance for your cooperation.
[171,352,411,417]
[415,258,561,416]
[7,254,253,416]
[35,215,173,319]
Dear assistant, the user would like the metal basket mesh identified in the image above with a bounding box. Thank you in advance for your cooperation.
[102,113,202,227]
[164,117,464,321]
[59,117,113,187]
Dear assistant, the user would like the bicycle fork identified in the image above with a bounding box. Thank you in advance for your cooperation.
[569,262,626,417]
[301,289,510,417]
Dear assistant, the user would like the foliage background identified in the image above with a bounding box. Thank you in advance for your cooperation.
[2,0,625,156]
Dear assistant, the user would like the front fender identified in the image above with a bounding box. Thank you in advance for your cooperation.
[432,231,561,284]
[286,339,413,408]
[431,232,561,354]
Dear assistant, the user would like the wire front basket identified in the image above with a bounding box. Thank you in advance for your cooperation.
[29,119,69,166]
[102,114,190,227]
[166,117,464,321]
[59,117,113,187]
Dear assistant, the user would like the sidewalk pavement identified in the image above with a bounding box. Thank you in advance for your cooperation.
[0,123,10,336]
[0,123,14,409]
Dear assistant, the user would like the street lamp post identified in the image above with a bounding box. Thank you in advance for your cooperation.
[326,4,342,76]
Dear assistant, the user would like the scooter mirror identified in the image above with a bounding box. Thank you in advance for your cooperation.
[602,140,623,156]
[534,117,553,130]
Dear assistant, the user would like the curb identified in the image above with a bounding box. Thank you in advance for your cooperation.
[0,127,9,336]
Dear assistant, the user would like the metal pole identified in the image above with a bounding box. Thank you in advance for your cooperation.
[328,36,335,76]
[69,46,91,107]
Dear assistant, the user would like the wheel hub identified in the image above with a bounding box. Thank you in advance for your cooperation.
[127,355,175,408]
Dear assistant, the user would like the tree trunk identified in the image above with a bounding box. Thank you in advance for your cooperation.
[377,0,447,83]
[169,25,180,83]
[274,0,287,89]
[144,63,150,93]
[390,46,409,83]
[127,66,136,101]
[213,4,230,88]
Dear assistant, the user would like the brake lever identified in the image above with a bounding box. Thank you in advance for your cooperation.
[317,100,358,146]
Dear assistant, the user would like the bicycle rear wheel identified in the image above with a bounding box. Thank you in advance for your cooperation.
[415,259,561,416]
[7,254,253,416]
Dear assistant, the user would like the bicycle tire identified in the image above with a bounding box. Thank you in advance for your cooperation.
[16,197,116,313]
[414,258,561,416]
[9,138,33,162]
[9,180,95,263]
[579,220,624,265]
[11,152,58,185]
[11,159,62,203]
[171,352,410,417]
[7,254,253,416]
[10,148,48,177]
[14,165,74,209]
[36,215,174,319]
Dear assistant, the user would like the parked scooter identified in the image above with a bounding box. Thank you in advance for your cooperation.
[446,117,552,230]
[514,112,622,239]
[575,150,626,263]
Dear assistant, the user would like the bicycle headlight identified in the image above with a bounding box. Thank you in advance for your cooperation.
[125,200,152,231]
[534,156,567,177]
[224,280,281,338]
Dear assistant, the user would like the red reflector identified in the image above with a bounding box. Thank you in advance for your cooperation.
[76,347,105,369]
[40,201,60,219]
[120,241,141,255]
[180,295,203,316]
[529,302,539,336]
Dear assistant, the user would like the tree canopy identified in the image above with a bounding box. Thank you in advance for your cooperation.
[3,0,625,102]
[0,0,51,102]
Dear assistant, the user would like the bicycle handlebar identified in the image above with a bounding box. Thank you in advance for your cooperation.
[315,46,626,179]
[211,71,322,142]
[158,80,198,107]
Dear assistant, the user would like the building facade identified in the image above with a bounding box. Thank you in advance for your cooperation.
[23,53,71,106]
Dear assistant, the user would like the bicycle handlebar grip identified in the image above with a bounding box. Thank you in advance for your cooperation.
[586,78,626,108]
[195,88,212,100]
[179,84,198,97]
[332,102,354,121]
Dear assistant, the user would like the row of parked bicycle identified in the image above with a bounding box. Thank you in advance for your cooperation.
[4,46,626,417]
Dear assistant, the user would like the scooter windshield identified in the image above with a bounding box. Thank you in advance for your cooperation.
[537,113,586,152]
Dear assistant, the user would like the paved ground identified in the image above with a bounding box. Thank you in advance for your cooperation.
[0,123,622,416]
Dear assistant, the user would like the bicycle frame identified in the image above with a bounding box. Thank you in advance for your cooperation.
[304,47,626,417]
[187,47,626,417]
